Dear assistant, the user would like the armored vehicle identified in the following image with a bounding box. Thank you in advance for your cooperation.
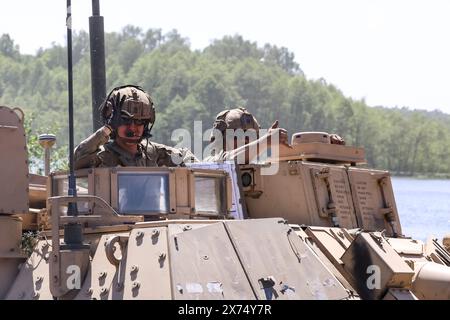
[1,105,450,300]
[1,0,450,300]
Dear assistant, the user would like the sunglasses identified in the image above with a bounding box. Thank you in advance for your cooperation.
[121,118,147,126]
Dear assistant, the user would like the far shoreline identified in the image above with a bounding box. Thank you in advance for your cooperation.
[391,173,450,180]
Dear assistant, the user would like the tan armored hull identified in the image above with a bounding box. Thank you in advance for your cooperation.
[1,106,450,300]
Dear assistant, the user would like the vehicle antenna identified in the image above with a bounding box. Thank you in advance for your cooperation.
[66,0,77,214]
[64,0,85,248]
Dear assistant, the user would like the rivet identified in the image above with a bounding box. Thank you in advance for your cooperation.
[131,265,139,273]
[32,292,40,299]
[151,229,160,237]
[98,271,107,279]
[159,252,166,260]
[136,231,144,239]
[203,255,209,260]
[35,276,43,283]
[183,225,192,231]
[86,288,93,295]
[100,287,108,295]
[132,281,141,290]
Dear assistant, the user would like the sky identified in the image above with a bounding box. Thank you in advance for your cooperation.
[1,0,450,114]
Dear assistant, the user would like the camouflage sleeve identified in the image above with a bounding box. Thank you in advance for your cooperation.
[147,142,199,167]
[74,126,111,169]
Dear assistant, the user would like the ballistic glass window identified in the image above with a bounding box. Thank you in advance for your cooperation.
[117,172,169,214]
[194,176,226,214]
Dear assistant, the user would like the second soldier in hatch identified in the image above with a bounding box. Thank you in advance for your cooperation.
[74,85,198,169]
[204,107,290,163]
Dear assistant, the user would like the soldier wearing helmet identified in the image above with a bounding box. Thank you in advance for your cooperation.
[204,107,289,163]
[74,85,198,169]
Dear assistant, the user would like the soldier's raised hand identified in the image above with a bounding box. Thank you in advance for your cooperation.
[103,93,126,132]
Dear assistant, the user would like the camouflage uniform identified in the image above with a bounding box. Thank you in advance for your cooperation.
[74,126,197,169]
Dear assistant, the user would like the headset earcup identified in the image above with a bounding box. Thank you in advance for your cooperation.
[213,119,227,132]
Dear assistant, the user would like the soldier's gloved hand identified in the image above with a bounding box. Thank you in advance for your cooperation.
[106,93,126,130]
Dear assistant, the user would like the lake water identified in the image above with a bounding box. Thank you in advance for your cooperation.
[392,177,450,241]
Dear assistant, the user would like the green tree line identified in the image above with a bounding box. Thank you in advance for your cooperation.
[1,29,450,176]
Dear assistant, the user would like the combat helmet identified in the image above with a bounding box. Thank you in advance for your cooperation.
[100,85,155,139]
[210,107,260,141]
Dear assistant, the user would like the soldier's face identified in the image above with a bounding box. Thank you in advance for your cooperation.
[117,122,145,144]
